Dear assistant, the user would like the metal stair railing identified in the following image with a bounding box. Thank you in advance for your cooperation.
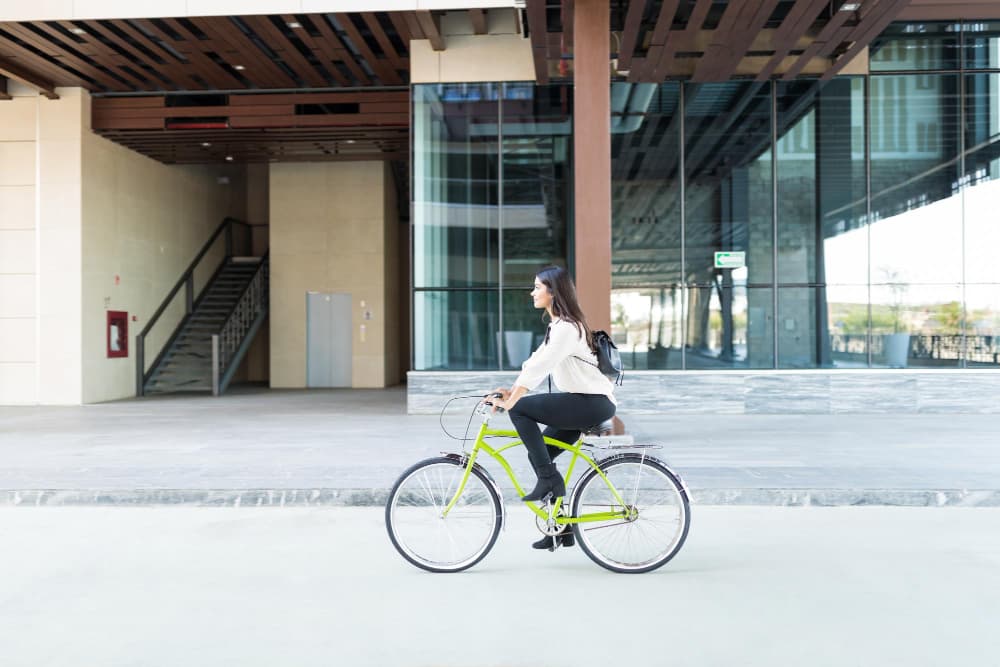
[136,217,251,396]
[211,252,270,396]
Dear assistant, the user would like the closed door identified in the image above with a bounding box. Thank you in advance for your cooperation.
[307,292,352,387]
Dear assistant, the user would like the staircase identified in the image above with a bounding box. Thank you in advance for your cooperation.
[144,259,263,394]
[137,218,269,397]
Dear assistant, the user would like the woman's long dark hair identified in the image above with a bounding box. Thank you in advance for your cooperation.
[537,265,595,353]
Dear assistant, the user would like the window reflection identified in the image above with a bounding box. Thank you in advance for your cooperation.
[610,288,683,370]
[870,284,962,367]
[965,285,1000,367]
[870,22,960,71]
[964,22,1000,70]
[686,286,774,369]
[413,290,499,370]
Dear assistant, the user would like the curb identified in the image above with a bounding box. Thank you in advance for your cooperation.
[3,488,1000,507]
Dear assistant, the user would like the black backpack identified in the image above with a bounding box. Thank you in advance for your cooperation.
[575,330,624,386]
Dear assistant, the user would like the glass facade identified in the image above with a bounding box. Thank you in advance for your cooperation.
[412,83,572,370]
[413,22,1000,371]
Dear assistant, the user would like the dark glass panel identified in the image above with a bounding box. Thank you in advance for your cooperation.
[684,82,773,287]
[964,22,1000,70]
[413,84,500,288]
[685,286,774,369]
[870,22,960,72]
[776,78,868,286]
[870,284,962,368]
[611,83,682,291]
[413,290,499,370]
[500,82,572,287]
[779,286,869,368]
[869,74,962,285]
[610,287,683,370]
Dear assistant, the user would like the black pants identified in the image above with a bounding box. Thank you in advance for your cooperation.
[507,393,616,471]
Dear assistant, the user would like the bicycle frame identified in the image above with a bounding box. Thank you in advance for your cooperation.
[442,413,631,525]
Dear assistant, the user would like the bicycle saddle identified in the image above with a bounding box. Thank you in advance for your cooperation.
[581,420,614,436]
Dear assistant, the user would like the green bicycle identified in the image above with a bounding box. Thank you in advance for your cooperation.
[385,397,691,574]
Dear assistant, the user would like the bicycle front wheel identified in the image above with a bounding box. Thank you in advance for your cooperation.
[385,457,502,573]
[571,454,690,574]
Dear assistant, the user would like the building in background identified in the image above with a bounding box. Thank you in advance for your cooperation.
[2,1,999,412]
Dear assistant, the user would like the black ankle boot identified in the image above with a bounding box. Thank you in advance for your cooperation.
[521,463,566,502]
[532,529,575,551]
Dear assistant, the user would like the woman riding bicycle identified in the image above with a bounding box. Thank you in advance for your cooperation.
[486,265,617,550]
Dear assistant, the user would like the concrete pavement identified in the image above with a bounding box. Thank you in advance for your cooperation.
[0,505,997,666]
[1,387,999,505]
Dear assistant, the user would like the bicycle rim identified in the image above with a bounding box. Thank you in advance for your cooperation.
[572,457,690,573]
[386,458,501,573]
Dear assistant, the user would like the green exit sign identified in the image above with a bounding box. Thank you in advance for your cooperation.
[714,251,746,269]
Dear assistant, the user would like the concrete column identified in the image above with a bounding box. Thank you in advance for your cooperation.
[573,0,611,331]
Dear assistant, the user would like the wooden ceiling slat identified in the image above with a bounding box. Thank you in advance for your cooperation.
[414,11,444,52]
[310,14,371,86]
[160,17,263,88]
[71,20,176,89]
[638,0,680,80]
[240,16,328,88]
[617,0,648,71]
[691,0,750,81]
[191,17,296,88]
[468,9,488,36]
[94,104,296,119]
[0,75,9,99]
[50,21,157,91]
[0,57,59,98]
[822,0,911,80]
[226,90,406,105]
[401,13,424,41]
[650,0,712,82]
[361,13,403,71]
[756,0,831,81]
[229,114,406,129]
[280,15,349,87]
[0,22,125,90]
[333,13,402,84]
[130,18,245,90]
[781,0,863,79]
[709,0,783,81]
[387,12,414,44]
[562,0,574,50]
[525,0,549,84]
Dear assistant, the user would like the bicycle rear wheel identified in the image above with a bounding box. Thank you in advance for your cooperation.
[385,457,502,573]
[570,454,690,574]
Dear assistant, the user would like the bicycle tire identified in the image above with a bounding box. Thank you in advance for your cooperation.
[570,453,691,574]
[385,456,503,573]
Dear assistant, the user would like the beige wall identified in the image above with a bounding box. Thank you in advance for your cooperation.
[0,85,86,405]
[411,9,534,83]
[269,161,399,388]
[80,128,247,403]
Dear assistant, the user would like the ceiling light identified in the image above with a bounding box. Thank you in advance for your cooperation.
[287,21,302,29]
[225,155,234,161]
[345,139,356,144]
[840,2,860,10]
[70,27,87,35]
[201,142,212,147]
[233,65,246,71]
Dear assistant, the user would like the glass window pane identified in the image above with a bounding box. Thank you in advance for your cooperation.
[610,287,683,370]
[870,22,960,71]
[611,83,682,290]
[964,22,1000,70]
[500,287,550,370]
[777,78,868,285]
[413,84,500,288]
[870,74,962,284]
[870,284,962,368]
[501,83,572,287]
[685,82,773,286]
[779,286,869,368]
[413,290,499,370]
[964,73,1000,284]
[685,286,774,369]
[965,285,1000,367]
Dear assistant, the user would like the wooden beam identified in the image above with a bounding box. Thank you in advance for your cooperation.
[781,0,860,80]
[617,0,649,71]
[415,11,444,51]
[562,0,574,50]
[468,9,488,35]
[822,0,911,80]
[756,0,831,81]
[649,0,711,81]
[0,57,58,98]
[0,75,10,100]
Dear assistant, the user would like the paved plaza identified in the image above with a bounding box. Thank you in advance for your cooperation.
[2,387,1000,506]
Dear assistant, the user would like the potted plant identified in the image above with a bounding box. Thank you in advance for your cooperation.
[882,270,910,368]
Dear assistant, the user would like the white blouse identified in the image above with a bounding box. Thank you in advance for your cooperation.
[513,318,617,404]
